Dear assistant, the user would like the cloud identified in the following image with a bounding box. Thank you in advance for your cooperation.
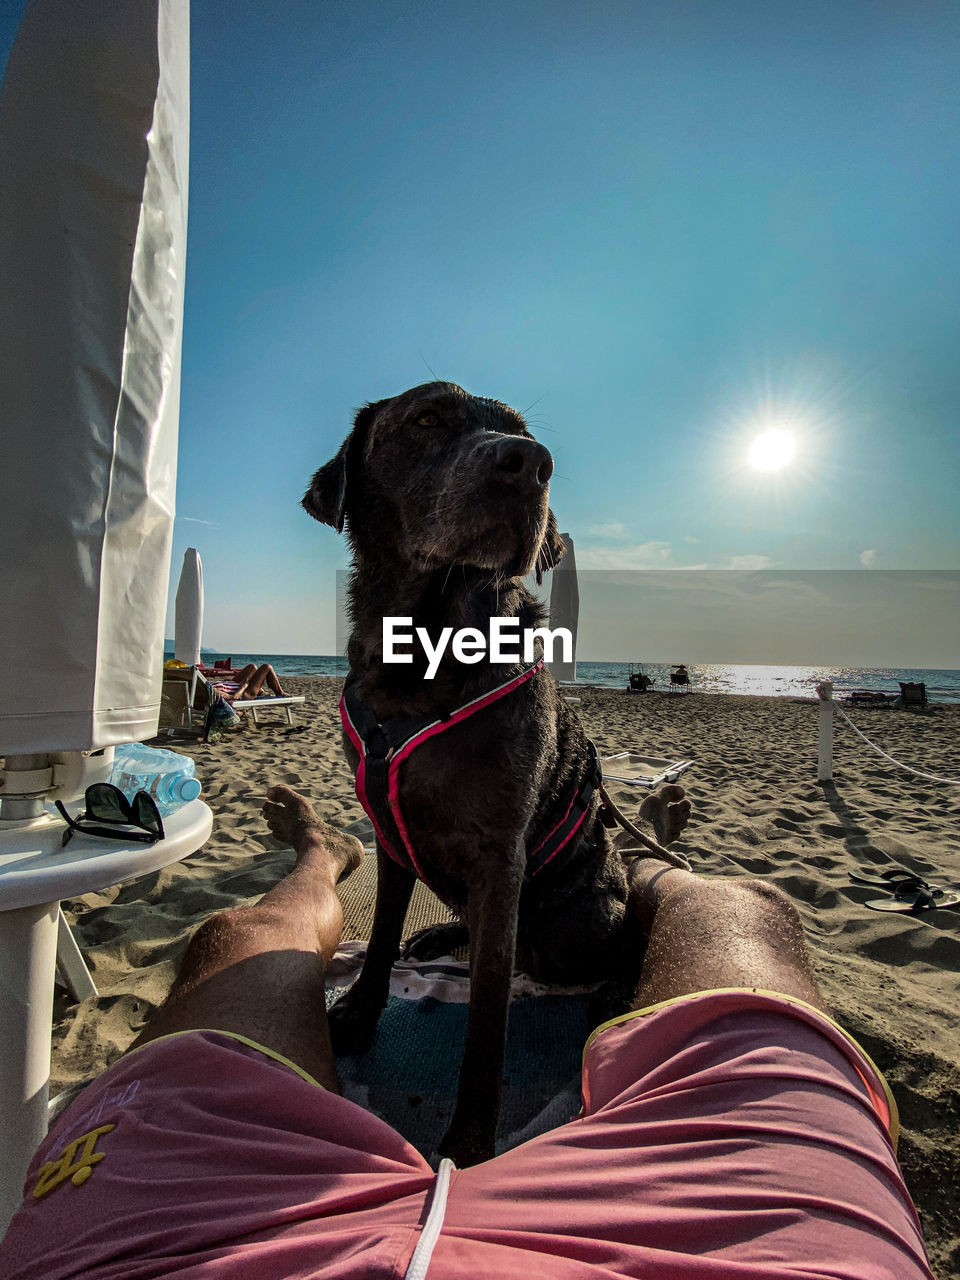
[578,540,675,569]
[588,521,628,539]
[684,535,701,543]
[725,554,774,570]
[859,548,878,567]
[180,516,216,526]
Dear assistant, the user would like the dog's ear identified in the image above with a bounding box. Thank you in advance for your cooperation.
[535,510,567,584]
[303,440,350,531]
[302,402,381,532]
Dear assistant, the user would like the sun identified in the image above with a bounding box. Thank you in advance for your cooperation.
[748,427,797,472]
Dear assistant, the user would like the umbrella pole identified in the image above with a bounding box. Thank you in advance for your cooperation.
[0,755,52,821]
[0,901,58,1230]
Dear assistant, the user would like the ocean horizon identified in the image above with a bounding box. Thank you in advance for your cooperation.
[164,650,960,704]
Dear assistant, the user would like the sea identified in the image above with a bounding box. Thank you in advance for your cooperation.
[167,652,960,704]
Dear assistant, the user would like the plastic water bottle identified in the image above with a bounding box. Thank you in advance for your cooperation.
[109,743,202,816]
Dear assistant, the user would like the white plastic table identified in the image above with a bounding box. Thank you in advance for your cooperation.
[0,798,212,1233]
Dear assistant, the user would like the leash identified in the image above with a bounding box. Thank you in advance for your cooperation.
[599,786,691,871]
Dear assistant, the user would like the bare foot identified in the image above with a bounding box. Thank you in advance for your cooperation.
[261,785,363,882]
[638,783,692,846]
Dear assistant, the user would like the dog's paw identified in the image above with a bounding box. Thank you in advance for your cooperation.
[327,996,380,1056]
[401,922,469,962]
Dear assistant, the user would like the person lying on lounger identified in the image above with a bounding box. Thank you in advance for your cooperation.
[1,786,934,1280]
[212,661,287,701]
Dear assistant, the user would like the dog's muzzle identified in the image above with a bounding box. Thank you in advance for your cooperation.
[490,437,554,492]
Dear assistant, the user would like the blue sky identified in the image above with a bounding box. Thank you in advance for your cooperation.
[3,1,958,659]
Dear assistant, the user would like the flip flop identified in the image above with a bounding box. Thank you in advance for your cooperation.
[850,868,930,890]
[865,885,960,913]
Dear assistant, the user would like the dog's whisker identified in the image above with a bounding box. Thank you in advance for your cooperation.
[417,349,441,381]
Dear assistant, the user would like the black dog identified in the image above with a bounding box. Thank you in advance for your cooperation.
[304,382,684,1166]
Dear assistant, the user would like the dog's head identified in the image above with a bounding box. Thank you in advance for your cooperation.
[303,382,565,581]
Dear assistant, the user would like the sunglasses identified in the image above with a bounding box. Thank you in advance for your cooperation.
[55,783,165,847]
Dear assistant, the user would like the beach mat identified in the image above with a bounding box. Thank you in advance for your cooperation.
[325,941,593,1160]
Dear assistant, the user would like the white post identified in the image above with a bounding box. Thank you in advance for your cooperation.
[816,681,834,781]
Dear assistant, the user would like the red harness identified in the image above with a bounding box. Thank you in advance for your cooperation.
[339,657,601,891]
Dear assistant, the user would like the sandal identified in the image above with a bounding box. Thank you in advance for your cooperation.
[850,868,929,891]
[865,884,960,913]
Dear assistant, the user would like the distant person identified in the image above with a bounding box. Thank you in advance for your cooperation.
[213,662,287,701]
[670,663,689,687]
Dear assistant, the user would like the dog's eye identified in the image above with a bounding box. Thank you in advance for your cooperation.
[416,412,440,427]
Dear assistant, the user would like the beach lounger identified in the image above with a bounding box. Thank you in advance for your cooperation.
[162,666,305,728]
[199,668,305,725]
[230,693,305,725]
[601,752,692,788]
[843,689,897,708]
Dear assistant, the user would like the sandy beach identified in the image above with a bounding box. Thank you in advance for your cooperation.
[55,678,960,1277]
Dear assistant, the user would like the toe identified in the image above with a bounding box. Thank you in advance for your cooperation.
[260,799,288,835]
[266,783,301,805]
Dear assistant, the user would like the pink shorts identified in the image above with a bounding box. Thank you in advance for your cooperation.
[0,990,934,1280]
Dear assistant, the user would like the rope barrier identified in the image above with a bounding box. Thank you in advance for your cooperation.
[831,701,960,787]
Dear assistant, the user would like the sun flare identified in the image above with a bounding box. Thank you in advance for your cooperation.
[748,427,797,472]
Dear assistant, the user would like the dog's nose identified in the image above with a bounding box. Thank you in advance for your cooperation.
[492,437,554,488]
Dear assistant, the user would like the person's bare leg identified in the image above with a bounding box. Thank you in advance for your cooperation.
[626,859,827,1013]
[244,663,286,699]
[128,786,363,1090]
[230,662,258,699]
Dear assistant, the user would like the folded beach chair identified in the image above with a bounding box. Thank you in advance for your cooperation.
[897,681,927,709]
[160,664,204,729]
[601,752,692,788]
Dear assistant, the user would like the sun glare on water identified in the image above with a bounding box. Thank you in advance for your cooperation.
[748,427,797,472]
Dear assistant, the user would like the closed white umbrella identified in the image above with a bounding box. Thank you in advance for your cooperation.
[549,533,579,683]
[0,0,189,757]
[0,0,190,1228]
[174,548,204,667]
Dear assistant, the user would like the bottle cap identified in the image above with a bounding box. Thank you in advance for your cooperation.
[176,777,202,803]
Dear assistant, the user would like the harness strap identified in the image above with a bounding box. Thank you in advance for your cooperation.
[340,659,609,888]
[524,740,602,883]
[340,659,545,884]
